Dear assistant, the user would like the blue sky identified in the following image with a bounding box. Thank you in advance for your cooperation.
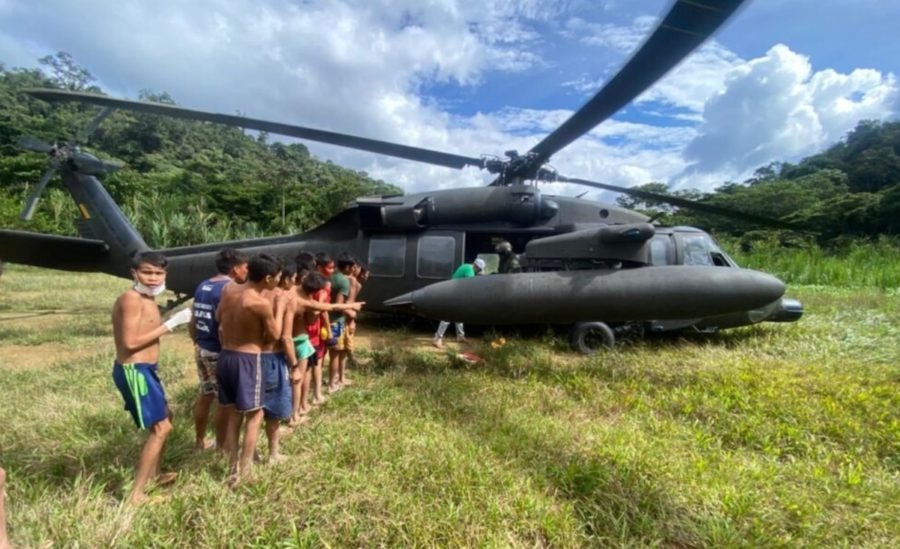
[1,0,897,197]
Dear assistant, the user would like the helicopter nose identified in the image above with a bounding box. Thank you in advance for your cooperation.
[749,270,787,304]
[383,291,418,312]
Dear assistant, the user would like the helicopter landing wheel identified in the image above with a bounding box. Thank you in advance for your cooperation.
[570,322,615,354]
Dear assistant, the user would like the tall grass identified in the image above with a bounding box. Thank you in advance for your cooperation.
[721,235,900,289]
[0,266,898,546]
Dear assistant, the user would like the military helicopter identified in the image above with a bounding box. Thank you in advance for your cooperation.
[0,0,803,352]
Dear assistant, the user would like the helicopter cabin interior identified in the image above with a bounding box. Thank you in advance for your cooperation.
[363,227,736,283]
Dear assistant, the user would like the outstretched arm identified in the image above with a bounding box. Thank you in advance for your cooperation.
[295,295,365,313]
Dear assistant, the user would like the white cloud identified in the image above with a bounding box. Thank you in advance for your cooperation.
[1,0,897,202]
[561,15,744,115]
[638,40,743,113]
[680,44,899,186]
[565,15,655,53]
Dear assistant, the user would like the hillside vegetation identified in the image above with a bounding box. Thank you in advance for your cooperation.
[1,52,899,251]
[0,53,399,247]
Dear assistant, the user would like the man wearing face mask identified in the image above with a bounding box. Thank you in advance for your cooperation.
[111,251,192,505]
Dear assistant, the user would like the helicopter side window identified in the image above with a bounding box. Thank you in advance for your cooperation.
[649,235,673,266]
[707,237,737,267]
[710,252,730,267]
[682,234,713,266]
[417,236,456,279]
[368,236,406,277]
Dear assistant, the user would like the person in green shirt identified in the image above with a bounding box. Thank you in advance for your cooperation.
[433,258,485,348]
[328,253,356,392]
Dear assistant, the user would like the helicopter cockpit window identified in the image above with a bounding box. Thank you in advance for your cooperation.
[681,234,713,266]
[649,235,673,266]
[368,236,406,277]
[707,237,737,267]
[417,236,456,279]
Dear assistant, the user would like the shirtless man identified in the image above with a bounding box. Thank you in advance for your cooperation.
[189,248,248,451]
[111,251,192,504]
[216,253,287,485]
[287,269,363,421]
[288,256,317,424]
[260,263,298,463]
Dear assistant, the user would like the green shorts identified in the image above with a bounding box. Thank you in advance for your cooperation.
[293,333,315,361]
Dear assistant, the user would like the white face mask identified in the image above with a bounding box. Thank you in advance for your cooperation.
[134,281,166,297]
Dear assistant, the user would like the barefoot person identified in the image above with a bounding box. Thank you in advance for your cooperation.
[260,262,298,463]
[189,248,248,451]
[216,253,287,485]
[288,256,316,424]
[344,263,367,375]
[327,253,357,392]
[288,270,363,422]
[308,253,336,406]
[111,251,192,504]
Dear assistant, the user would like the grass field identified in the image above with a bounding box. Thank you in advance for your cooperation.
[0,265,898,547]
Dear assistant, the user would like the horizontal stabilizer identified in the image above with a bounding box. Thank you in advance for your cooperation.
[0,229,110,272]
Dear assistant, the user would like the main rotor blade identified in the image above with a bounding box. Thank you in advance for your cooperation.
[75,106,115,144]
[528,0,747,166]
[556,174,802,230]
[17,135,54,153]
[20,165,57,221]
[26,89,485,171]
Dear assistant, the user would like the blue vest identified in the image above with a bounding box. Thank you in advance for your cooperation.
[192,277,230,352]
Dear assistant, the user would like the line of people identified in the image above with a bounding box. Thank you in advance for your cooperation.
[111,248,366,504]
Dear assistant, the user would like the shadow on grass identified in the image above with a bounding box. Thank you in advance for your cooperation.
[363,324,779,392]
[2,390,230,499]
[393,372,700,546]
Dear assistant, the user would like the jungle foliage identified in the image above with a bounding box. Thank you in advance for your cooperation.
[0,53,400,247]
[618,123,900,243]
[1,52,898,251]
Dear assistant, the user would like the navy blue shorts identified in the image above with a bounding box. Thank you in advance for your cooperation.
[217,350,262,412]
[112,362,168,430]
[262,352,292,420]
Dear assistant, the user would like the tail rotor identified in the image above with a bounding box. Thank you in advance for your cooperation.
[16,106,118,221]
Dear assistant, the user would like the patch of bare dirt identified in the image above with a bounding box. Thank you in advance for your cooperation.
[0,338,109,371]
[353,328,475,354]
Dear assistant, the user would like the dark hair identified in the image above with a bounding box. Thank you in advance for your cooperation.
[296,258,316,279]
[336,252,356,271]
[215,247,247,274]
[132,251,168,269]
[247,253,282,283]
[315,252,333,267]
[280,260,297,282]
[295,251,315,265]
[301,271,328,294]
